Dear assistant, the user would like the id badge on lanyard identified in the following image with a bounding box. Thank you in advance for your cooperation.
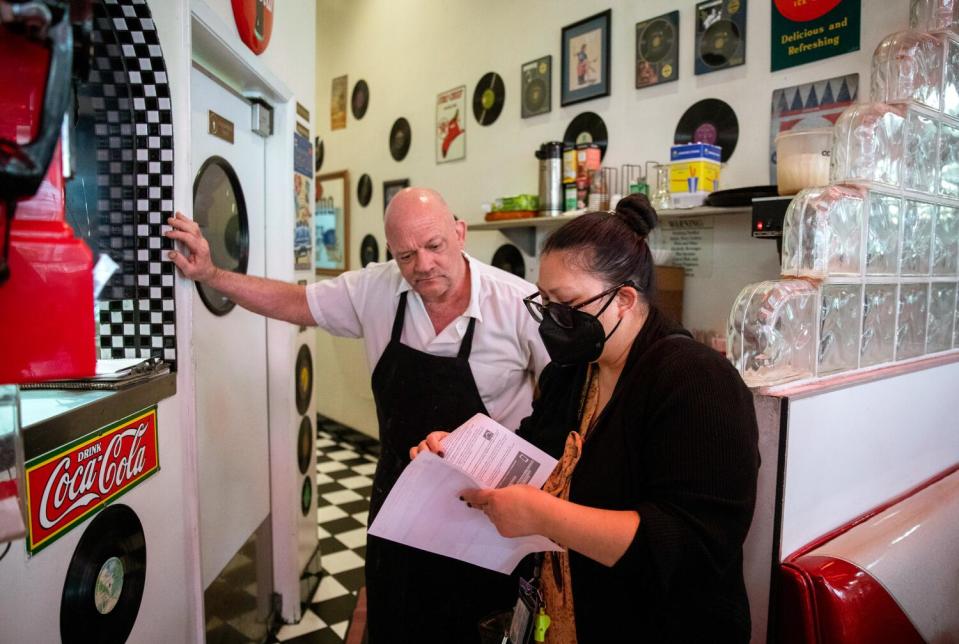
[508,558,551,643]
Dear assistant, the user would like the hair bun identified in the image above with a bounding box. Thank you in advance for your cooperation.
[614,193,658,238]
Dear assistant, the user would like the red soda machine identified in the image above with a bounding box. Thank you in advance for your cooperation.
[0,0,95,384]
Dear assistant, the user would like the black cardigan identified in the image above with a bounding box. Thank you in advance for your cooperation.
[517,307,760,643]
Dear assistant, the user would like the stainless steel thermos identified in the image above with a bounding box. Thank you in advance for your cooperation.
[535,141,563,217]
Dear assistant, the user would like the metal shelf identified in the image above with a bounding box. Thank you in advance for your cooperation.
[468,206,750,232]
[467,206,751,254]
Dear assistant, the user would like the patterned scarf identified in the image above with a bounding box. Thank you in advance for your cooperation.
[538,365,600,644]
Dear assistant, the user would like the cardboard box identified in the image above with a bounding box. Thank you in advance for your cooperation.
[669,159,720,193]
[670,143,722,162]
[653,265,685,324]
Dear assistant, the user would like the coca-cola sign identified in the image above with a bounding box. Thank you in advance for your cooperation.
[24,407,159,554]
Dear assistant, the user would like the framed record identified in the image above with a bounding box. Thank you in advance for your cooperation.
[351,79,369,120]
[360,234,379,267]
[357,173,373,207]
[635,11,679,89]
[521,55,551,118]
[295,344,313,415]
[473,72,505,126]
[389,117,411,162]
[60,505,146,644]
[674,98,740,161]
[563,111,608,160]
[695,0,747,75]
[561,10,611,107]
[436,86,466,163]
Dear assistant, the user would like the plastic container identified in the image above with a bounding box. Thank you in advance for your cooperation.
[775,128,833,195]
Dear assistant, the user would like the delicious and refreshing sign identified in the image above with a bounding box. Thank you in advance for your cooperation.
[771,0,860,71]
[24,407,159,554]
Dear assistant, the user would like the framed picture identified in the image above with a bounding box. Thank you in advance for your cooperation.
[436,86,466,163]
[383,178,410,215]
[561,10,611,107]
[315,170,350,275]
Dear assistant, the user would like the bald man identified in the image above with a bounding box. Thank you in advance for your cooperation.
[166,187,548,643]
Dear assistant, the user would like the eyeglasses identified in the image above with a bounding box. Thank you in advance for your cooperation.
[524,281,637,328]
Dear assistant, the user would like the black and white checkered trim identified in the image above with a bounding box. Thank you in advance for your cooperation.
[93,0,176,366]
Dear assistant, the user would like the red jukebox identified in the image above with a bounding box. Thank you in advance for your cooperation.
[0,0,95,384]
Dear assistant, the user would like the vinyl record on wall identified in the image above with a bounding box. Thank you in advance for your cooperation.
[360,234,379,267]
[357,173,372,206]
[60,505,146,644]
[297,416,313,475]
[301,476,313,516]
[673,98,739,161]
[295,344,313,415]
[314,136,324,172]
[473,72,505,126]
[389,117,411,161]
[491,244,526,279]
[563,111,608,159]
[351,79,369,120]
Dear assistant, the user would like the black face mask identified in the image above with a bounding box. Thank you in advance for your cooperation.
[538,308,623,366]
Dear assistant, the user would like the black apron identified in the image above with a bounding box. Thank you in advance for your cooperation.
[365,291,516,643]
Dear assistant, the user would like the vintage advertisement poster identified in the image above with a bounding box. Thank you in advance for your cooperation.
[293,131,313,270]
[769,73,858,182]
[331,74,348,130]
[771,0,860,71]
[436,85,466,163]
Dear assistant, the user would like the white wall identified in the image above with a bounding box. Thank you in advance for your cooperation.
[202,0,317,107]
[314,0,910,437]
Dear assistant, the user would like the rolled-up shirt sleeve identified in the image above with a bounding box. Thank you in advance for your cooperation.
[305,271,367,338]
[610,351,759,594]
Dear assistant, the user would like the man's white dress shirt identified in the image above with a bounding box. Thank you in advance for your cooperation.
[305,253,549,431]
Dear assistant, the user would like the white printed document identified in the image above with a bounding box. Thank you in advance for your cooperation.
[368,413,562,574]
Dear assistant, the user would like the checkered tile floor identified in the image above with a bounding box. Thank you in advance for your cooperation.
[269,417,379,644]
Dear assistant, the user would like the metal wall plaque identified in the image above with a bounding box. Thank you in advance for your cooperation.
[208,110,234,144]
[296,102,310,121]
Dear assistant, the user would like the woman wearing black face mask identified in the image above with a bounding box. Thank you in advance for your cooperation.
[411,194,760,643]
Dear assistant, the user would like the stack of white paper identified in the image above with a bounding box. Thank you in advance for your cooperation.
[368,413,562,574]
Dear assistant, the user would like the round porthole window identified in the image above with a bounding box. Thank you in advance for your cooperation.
[192,156,249,315]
